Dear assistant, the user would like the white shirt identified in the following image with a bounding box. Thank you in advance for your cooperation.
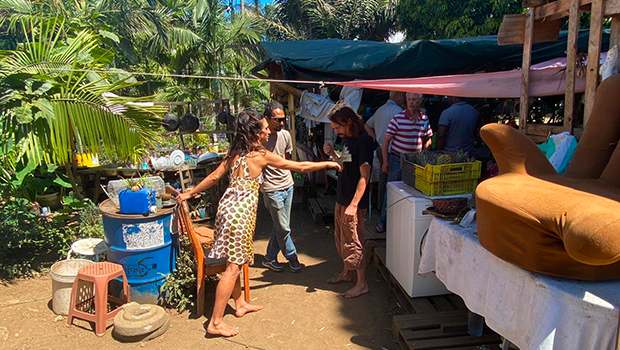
[365,99,403,146]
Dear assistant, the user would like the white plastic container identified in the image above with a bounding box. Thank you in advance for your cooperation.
[50,259,94,315]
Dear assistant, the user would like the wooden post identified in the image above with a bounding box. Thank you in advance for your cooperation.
[519,8,535,134]
[288,93,297,161]
[611,16,620,49]
[564,0,581,132]
[584,0,605,127]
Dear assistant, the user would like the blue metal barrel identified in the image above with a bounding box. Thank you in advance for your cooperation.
[100,199,178,304]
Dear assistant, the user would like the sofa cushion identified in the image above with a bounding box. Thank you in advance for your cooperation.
[477,173,620,280]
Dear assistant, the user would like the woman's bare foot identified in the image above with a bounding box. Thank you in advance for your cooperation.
[341,284,369,298]
[207,320,239,337]
[327,272,352,284]
[235,303,263,317]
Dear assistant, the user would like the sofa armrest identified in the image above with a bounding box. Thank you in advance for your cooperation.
[481,123,556,176]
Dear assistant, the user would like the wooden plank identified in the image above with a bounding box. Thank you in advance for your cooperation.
[523,0,551,7]
[288,93,297,161]
[446,294,467,310]
[564,0,581,132]
[497,14,561,45]
[519,8,535,134]
[526,124,566,137]
[409,334,502,350]
[411,297,438,314]
[316,196,335,215]
[611,16,620,49]
[431,295,456,311]
[440,321,469,333]
[534,0,620,20]
[584,0,605,126]
[401,327,469,341]
[394,310,468,323]
[308,198,323,223]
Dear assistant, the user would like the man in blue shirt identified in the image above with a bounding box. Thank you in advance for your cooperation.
[437,97,479,155]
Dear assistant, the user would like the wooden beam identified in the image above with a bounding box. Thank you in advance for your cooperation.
[253,72,303,98]
[523,0,550,7]
[534,0,620,20]
[564,0,580,132]
[288,93,297,161]
[584,0,605,126]
[520,9,535,134]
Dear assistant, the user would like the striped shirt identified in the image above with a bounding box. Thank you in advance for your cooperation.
[385,110,433,155]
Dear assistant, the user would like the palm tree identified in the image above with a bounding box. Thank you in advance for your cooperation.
[275,0,398,41]
[0,18,165,196]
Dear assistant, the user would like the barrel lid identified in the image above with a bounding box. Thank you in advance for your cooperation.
[99,199,176,219]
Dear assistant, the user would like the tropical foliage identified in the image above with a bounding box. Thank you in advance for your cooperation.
[396,0,523,40]
[274,0,399,41]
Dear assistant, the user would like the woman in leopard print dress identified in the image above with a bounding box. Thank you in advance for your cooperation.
[178,110,341,338]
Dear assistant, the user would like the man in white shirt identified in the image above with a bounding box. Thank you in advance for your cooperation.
[364,91,405,211]
[261,101,301,273]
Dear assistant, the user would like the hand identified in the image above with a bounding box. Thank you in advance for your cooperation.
[327,161,342,172]
[176,191,193,204]
[323,143,334,157]
[382,162,389,174]
[344,204,358,223]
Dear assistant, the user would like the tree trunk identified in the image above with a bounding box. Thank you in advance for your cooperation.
[65,163,85,200]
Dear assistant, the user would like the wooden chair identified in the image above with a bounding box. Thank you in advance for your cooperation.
[170,187,250,317]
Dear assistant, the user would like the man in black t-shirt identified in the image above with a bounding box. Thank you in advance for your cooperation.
[323,101,374,299]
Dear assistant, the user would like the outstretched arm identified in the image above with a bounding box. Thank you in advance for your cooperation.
[177,157,234,202]
[264,151,341,172]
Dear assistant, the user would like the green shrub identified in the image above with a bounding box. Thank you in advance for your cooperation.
[159,235,197,312]
[0,198,78,278]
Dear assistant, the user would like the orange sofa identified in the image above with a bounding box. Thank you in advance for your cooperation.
[476,74,620,280]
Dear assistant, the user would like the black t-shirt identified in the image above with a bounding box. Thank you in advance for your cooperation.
[336,132,374,209]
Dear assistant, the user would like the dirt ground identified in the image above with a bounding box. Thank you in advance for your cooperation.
[0,205,402,350]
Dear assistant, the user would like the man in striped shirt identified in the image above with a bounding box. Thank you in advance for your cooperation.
[376,92,433,233]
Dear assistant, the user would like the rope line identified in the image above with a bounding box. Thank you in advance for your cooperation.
[30,67,337,86]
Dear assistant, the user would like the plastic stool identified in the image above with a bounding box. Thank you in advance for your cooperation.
[66,262,130,336]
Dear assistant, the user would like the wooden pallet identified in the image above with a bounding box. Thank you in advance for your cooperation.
[372,247,502,350]
[394,311,502,350]
[308,195,336,223]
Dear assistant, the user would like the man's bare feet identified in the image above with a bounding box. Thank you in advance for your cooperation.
[341,284,369,298]
[235,303,263,317]
[327,272,352,284]
[207,320,239,337]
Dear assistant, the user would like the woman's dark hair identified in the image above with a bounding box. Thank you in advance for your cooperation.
[327,101,364,136]
[264,100,284,119]
[225,110,265,160]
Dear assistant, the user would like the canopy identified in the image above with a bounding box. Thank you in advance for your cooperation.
[336,55,609,98]
[253,31,609,83]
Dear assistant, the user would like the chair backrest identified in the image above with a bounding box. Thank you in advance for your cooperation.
[565,74,620,185]
[166,186,205,276]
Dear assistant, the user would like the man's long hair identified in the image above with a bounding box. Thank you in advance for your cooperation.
[327,101,364,137]
[225,110,265,160]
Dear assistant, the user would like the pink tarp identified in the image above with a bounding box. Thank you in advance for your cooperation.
[336,55,606,98]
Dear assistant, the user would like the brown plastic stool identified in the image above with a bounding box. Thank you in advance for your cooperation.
[66,262,130,336]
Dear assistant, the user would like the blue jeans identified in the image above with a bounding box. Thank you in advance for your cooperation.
[263,187,297,262]
[379,153,403,228]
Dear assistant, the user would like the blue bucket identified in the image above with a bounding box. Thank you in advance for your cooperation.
[100,200,178,304]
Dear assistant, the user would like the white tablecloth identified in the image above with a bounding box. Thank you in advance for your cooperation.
[419,218,620,350]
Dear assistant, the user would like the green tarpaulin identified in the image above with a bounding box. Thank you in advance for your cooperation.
[253,31,610,82]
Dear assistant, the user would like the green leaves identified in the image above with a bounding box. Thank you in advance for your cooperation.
[0,18,166,167]
[396,0,524,40]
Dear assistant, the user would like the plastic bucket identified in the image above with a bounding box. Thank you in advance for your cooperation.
[50,259,94,315]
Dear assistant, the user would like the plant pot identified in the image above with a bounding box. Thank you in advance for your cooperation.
[37,192,62,210]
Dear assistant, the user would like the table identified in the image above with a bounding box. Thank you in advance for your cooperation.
[419,218,620,350]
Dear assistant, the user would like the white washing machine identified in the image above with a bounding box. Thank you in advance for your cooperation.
[386,181,449,298]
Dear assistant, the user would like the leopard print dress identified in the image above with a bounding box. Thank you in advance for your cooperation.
[208,155,263,265]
